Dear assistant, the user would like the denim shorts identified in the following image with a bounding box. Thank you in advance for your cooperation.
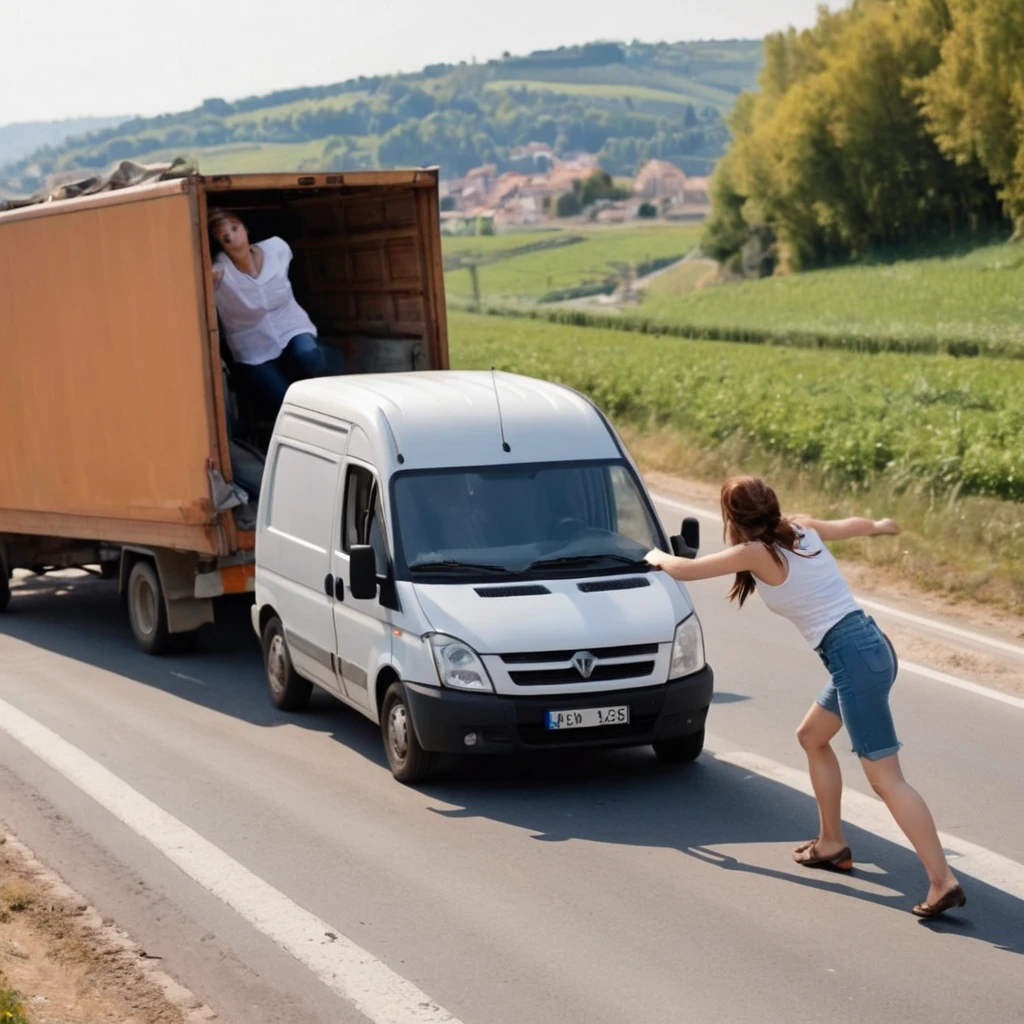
[815,610,901,761]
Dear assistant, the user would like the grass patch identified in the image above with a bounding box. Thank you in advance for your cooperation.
[0,988,30,1024]
[448,310,1024,610]
[1,882,33,914]
[637,242,1024,356]
[444,224,702,304]
[646,257,719,295]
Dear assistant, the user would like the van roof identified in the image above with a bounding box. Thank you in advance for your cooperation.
[283,370,623,469]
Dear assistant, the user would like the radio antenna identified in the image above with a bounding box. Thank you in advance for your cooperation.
[491,367,511,453]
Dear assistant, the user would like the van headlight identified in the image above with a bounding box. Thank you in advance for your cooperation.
[670,614,705,678]
[428,634,494,693]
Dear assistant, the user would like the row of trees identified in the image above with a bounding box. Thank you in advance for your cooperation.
[704,0,1024,272]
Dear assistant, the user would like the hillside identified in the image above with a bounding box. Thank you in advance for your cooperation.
[0,39,762,195]
[0,115,127,168]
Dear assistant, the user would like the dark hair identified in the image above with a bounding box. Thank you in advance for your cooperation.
[719,476,818,607]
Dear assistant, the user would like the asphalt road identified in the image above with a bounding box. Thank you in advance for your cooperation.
[0,495,1021,1024]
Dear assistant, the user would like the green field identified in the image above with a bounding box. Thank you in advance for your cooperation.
[223,92,370,126]
[444,225,702,304]
[484,80,701,107]
[638,242,1024,357]
[448,311,1024,502]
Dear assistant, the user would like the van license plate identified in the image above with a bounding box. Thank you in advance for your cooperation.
[545,706,630,730]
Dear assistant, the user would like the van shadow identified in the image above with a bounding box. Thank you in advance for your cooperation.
[4,574,1022,956]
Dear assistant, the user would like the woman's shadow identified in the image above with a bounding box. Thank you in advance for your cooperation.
[421,747,1022,955]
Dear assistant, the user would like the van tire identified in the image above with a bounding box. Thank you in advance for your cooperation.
[0,570,10,613]
[381,682,439,785]
[262,616,312,711]
[127,560,198,655]
[653,728,705,764]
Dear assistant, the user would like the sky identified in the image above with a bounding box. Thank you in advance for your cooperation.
[2,0,847,126]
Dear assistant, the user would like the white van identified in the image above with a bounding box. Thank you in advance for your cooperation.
[252,371,713,783]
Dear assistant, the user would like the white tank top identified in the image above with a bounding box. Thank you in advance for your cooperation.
[755,527,861,648]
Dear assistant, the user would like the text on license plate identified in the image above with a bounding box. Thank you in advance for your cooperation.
[545,706,630,730]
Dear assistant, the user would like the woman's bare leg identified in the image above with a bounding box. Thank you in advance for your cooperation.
[859,753,958,903]
[795,703,846,856]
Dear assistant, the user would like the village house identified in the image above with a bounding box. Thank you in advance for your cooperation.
[632,159,687,203]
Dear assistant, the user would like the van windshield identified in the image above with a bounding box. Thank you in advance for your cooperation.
[391,460,663,580]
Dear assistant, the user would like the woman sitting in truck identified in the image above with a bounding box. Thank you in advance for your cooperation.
[209,209,329,418]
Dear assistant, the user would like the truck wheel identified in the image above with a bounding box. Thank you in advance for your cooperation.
[261,616,312,711]
[653,728,705,765]
[381,682,439,785]
[126,560,198,655]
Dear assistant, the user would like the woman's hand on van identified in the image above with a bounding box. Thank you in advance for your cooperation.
[645,548,671,570]
[212,267,224,286]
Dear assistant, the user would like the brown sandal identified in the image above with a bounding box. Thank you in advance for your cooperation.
[793,842,854,872]
[912,885,967,918]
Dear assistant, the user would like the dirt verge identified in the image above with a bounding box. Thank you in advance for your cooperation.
[0,835,214,1024]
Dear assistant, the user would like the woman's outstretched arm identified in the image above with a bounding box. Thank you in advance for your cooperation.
[792,515,900,541]
[645,543,769,582]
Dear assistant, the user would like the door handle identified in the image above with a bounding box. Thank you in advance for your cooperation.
[324,573,333,596]
[334,577,345,601]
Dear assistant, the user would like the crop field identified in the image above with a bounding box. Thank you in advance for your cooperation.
[444,225,702,304]
[484,80,701,108]
[638,242,1024,358]
[448,311,1024,502]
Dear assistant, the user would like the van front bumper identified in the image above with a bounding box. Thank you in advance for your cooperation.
[403,666,714,754]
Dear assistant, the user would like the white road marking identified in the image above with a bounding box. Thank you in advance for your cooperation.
[0,697,463,1024]
[710,740,1024,903]
[650,490,1024,669]
[897,661,1024,712]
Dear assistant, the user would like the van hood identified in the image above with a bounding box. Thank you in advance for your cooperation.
[411,573,694,654]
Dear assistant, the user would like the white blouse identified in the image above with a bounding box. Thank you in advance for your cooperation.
[213,237,317,366]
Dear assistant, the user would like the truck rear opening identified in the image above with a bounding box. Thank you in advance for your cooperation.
[0,167,450,652]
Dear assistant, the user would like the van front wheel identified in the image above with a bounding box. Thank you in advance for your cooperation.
[262,616,312,711]
[381,683,438,785]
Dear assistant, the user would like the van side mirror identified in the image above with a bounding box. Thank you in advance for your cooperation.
[670,517,701,559]
[349,545,378,600]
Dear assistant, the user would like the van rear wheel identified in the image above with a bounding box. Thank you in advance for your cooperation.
[381,682,439,785]
[262,616,312,711]
[653,728,705,764]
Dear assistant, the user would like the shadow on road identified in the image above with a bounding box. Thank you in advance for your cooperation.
[4,573,1021,956]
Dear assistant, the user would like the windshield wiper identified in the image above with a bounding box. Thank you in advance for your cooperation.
[525,553,649,572]
[410,560,519,575]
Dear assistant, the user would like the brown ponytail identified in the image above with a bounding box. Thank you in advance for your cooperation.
[720,476,818,607]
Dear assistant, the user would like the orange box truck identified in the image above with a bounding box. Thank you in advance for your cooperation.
[0,168,450,652]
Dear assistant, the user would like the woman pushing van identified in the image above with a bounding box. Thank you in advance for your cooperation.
[209,209,328,417]
[644,476,966,919]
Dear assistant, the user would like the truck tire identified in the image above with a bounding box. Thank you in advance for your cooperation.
[653,728,705,765]
[261,616,312,711]
[126,560,198,655]
[381,682,439,785]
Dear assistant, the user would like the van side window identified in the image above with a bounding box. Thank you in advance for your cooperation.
[343,465,388,574]
[267,445,337,551]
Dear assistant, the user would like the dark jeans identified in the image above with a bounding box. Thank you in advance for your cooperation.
[239,333,330,419]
